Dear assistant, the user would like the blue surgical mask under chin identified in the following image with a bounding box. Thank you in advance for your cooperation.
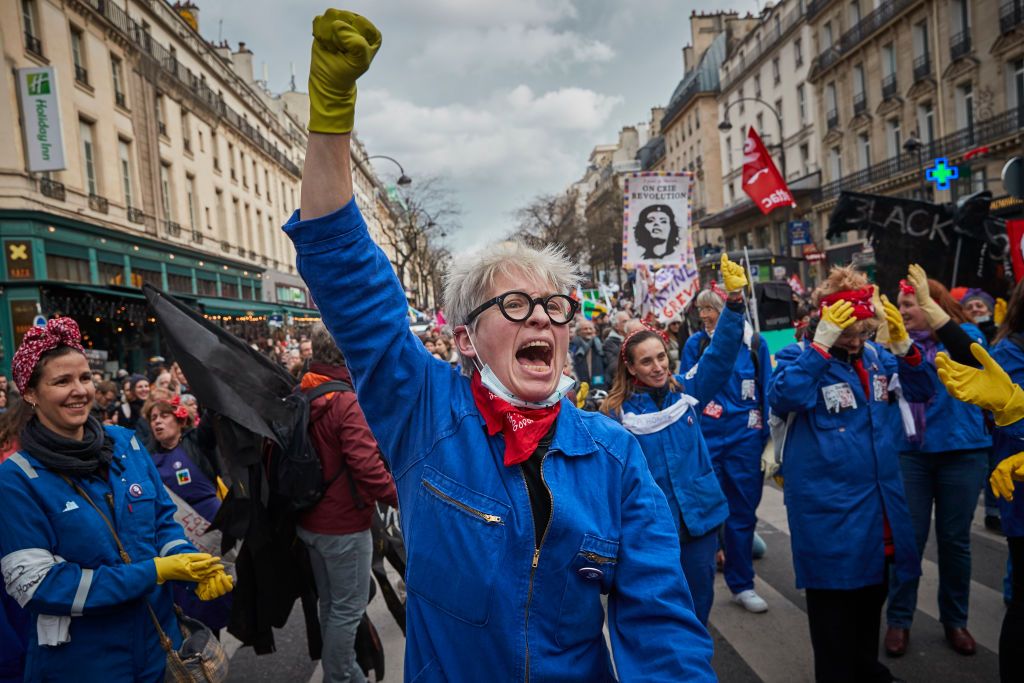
[467,331,576,409]
[974,315,992,324]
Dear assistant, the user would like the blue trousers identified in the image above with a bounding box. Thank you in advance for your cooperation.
[712,445,765,594]
[679,524,721,625]
[887,450,987,629]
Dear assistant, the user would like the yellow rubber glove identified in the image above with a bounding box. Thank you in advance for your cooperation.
[881,294,911,356]
[935,343,1024,426]
[216,476,229,502]
[153,553,224,585]
[995,298,1008,326]
[720,253,748,294]
[907,264,951,329]
[813,300,856,350]
[195,571,234,601]
[575,382,589,409]
[990,452,1024,501]
[308,9,382,134]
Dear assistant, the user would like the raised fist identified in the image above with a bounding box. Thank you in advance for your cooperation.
[308,9,382,134]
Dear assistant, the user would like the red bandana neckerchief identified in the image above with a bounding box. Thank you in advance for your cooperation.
[470,372,561,467]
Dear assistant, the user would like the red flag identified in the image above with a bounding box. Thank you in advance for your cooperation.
[1008,219,1024,282]
[742,126,795,215]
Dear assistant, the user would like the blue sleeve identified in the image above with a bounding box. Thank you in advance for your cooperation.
[282,200,448,473]
[679,306,744,405]
[767,343,828,415]
[607,439,715,681]
[0,471,157,617]
[758,337,773,442]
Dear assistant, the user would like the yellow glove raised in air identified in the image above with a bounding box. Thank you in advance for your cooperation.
[153,553,224,585]
[881,294,912,356]
[720,253,748,294]
[907,264,951,329]
[195,570,234,601]
[575,382,589,409]
[990,452,1024,501]
[995,298,1008,326]
[308,9,382,134]
[935,343,1024,426]
[813,300,856,350]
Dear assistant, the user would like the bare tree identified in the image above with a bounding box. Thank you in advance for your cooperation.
[510,189,586,255]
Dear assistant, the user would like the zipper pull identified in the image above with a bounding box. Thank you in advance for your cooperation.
[532,548,540,569]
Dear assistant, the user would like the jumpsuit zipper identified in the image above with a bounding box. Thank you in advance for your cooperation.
[521,452,554,683]
[421,481,503,524]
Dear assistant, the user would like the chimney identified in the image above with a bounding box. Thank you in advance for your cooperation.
[174,1,200,32]
[232,41,254,83]
[214,40,231,63]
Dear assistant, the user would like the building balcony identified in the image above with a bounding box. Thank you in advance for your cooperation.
[810,0,918,80]
[127,206,147,224]
[881,74,898,100]
[220,241,231,253]
[24,31,43,57]
[74,65,89,86]
[805,0,834,20]
[819,104,1023,200]
[853,93,867,115]
[114,91,126,108]
[1001,0,1024,33]
[164,220,182,237]
[192,230,204,244]
[950,31,972,61]
[88,193,109,213]
[913,54,931,82]
[39,178,66,201]
[827,109,839,129]
[237,245,246,257]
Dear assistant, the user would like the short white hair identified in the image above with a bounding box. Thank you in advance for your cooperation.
[444,240,581,374]
[695,289,725,312]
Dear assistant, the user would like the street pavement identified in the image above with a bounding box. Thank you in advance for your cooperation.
[224,483,1007,682]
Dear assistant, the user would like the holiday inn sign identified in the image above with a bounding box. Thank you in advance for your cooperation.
[17,66,66,172]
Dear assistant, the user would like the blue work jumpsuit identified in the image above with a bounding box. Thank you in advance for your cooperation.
[0,426,198,682]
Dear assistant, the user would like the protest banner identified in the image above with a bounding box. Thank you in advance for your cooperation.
[743,127,795,215]
[623,172,694,268]
[635,262,702,324]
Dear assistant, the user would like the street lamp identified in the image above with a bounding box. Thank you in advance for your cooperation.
[718,97,786,181]
[365,155,412,186]
[903,134,928,199]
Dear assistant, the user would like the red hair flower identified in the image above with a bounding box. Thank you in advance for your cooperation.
[174,406,189,420]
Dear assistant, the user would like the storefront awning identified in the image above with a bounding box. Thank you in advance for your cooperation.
[198,297,279,316]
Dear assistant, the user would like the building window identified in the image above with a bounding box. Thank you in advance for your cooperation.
[22,0,38,44]
[186,174,197,230]
[951,0,971,36]
[241,152,248,187]
[181,110,192,153]
[886,118,902,158]
[774,99,783,132]
[755,112,764,137]
[265,169,271,203]
[46,254,90,283]
[212,130,220,172]
[913,20,929,64]
[917,102,935,143]
[99,261,125,286]
[159,163,173,220]
[233,198,242,242]
[972,166,987,193]
[118,140,133,208]
[772,57,780,84]
[822,22,833,50]
[857,133,871,170]
[168,272,192,293]
[955,82,974,131]
[794,38,803,66]
[155,93,167,136]
[829,146,843,180]
[881,43,896,80]
[849,0,862,26]
[725,136,733,171]
[221,281,239,299]
[754,74,762,99]
[228,142,236,180]
[197,277,217,296]
[1008,58,1024,110]
[215,189,225,232]
[133,266,163,288]
[797,84,807,122]
[79,120,98,195]
[71,27,89,85]
[111,55,126,107]
[853,63,866,100]
[800,143,810,175]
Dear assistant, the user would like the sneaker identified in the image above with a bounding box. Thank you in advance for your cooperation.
[732,589,768,613]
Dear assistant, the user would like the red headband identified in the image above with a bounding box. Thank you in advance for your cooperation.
[620,324,670,362]
[11,317,85,394]
[898,279,916,296]
[818,286,876,320]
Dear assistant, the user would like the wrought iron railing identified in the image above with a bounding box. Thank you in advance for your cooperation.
[74,65,89,85]
[950,31,971,61]
[853,93,867,115]
[39,178,66,201]
[221,241,231,253]
[114,91,126,108]
[88,193,109,213]
[127,206,147,224]
[881,74,898,100]
[1001,0,1024,33]
[192,230,204,245]
[810,0,918,78]
[24,32,42,56]
[720,5,805,92]
[913,54,931,82]
[827,109,839,129]
[164,220,182,237]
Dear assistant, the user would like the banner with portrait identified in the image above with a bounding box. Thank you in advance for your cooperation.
[623,172,695,269]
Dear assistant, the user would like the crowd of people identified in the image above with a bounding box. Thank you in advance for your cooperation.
[3,9,1024,683]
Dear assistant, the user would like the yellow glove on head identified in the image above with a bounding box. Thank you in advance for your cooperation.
[308,9,382,134]
[995,298,1008,326]
[813,300,856,349]
[721,253,748,294]
[881,294,911,356]
[935,343,1024,426]
[154,553,224,585]
[907,264,951,330]
[195,570,234,601]
[575,382,589,409]
[990,452,1024,501]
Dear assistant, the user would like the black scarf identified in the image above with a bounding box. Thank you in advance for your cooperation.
[20,416,114,476]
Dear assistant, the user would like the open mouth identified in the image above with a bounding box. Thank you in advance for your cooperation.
[515,340,553,373]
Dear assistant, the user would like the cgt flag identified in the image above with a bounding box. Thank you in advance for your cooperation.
[743,126,795,215]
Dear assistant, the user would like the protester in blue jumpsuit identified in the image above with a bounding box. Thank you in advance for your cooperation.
[0,318,232,682]
[683,287,771,614]
[885,267,991,658]
[601,265,747,625]
[280,11,717,680]
[768,266,933,683]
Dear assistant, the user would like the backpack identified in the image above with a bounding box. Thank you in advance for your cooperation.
[271,380,360,512]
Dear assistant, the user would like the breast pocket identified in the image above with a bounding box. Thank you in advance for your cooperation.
[120,480,160,558]
[555,533,619,649]
[405,467,510,626]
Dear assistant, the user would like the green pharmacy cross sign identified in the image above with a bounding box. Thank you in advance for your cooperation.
[925,157,959,192]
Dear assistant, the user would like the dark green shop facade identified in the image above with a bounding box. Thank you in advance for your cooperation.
[1,210,318,377]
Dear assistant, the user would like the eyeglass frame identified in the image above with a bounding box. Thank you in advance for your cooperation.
[465,290,580,326]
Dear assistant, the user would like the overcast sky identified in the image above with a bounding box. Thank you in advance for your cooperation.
[211,0,760,253]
